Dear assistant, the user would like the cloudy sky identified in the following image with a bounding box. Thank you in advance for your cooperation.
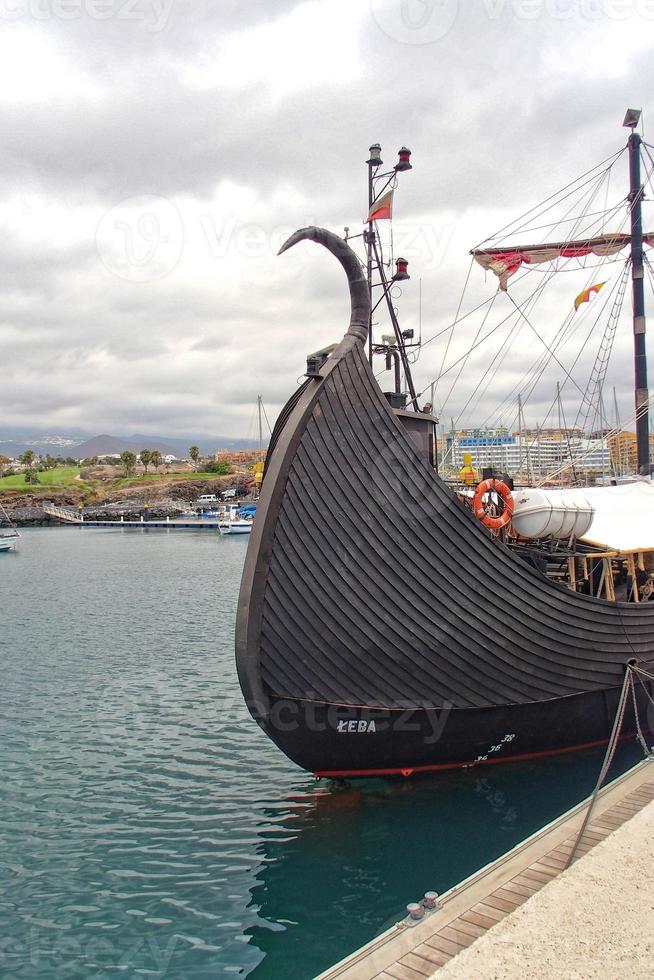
[2,0,654,440]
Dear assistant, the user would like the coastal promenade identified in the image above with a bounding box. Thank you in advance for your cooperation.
[317,760,654,980]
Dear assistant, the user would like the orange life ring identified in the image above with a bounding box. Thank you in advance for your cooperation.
[473,478,514,530]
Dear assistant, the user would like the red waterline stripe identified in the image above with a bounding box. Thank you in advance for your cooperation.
[313,732,643,779]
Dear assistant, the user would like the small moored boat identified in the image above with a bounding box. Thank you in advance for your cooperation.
[0,502,19,552]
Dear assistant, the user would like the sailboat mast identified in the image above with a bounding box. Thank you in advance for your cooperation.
[626,116,650,473]
[257,395,263,462]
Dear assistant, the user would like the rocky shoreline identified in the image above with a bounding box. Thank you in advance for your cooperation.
[1,480,236,526]
[6,500,193,526]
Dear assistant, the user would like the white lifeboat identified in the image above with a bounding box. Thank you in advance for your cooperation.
[511,488,594,540]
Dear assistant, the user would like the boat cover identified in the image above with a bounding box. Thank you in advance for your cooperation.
[577,482,654,552]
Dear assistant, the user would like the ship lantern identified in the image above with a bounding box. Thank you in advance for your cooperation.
[394,257,410,281]
[367,143,383,166]
[395,147,412,172]
[623,108,641,129]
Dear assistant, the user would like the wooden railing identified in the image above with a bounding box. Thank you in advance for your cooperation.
[42,503,84,523]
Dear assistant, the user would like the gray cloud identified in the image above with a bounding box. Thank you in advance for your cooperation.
[1,0,653,440]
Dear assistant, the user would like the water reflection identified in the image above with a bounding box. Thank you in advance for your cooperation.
[247,743,643,980]
[1,530,646,980]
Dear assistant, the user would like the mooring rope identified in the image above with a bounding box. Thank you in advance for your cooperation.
[565,663,654,869]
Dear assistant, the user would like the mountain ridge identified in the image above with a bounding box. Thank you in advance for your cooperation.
[0,432,262,459]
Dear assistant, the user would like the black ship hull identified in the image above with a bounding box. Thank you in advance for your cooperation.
[264,687,652,777]
[235,228,654,778]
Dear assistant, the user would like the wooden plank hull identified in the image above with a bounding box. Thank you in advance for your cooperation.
[235,228,654,777]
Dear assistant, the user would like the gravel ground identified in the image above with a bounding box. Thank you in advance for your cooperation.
[436,799,654,979]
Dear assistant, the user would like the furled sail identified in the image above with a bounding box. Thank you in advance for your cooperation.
[471,232,654,290]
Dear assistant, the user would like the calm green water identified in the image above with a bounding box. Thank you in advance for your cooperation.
[0,528,642,979]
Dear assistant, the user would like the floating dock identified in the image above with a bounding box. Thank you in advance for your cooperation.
[75,518,223,529]
[317,760,654,980]
[41,503,227,530]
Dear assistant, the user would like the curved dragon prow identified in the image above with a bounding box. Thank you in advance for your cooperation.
[278,226,369,344]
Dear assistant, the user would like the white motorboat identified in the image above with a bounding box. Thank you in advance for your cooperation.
[0,502,19,552]
[219,502,255,535]
[219,520,253,536]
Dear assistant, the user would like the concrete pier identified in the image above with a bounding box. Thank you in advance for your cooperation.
[437,798,654,979]
[317,760,654,980]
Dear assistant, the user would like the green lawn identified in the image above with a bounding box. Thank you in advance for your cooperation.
[0,466,84,492]
[0,466,227,497]
[0,466,231,494]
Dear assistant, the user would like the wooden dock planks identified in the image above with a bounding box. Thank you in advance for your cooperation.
[316,762,654,980]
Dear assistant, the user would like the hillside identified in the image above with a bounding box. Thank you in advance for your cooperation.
[71,434,179,458]
[0,454,261,522]
[0,431,263,459]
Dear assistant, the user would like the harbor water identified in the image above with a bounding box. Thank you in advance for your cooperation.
[0,528,643,979]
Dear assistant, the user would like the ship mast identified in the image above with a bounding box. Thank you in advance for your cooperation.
[357,143,421,412]
[625,108,650,474]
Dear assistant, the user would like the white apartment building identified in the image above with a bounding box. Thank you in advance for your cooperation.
[445,433,611,476]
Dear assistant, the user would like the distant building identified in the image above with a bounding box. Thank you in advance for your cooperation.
[444,429,612,477]
[607,430,654,473]
[213,450,266,467]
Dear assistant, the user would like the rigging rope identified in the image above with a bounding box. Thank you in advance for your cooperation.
[462,190,634,434]
[573,263,630,439]
[477,261,625,432]
[432,257,473,405]
[414,143,652,433]
[437,289,498,420]
[507,294,588,401]
[474,148,626,249]
[428,159,628,418]
[415,274,568,398]
[536,389,654,485]
[261,401,273,437]
[454,261,563,426]
[565,663,654,870]
[505,272,625,471]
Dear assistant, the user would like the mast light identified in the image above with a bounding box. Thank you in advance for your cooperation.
[623,108,641,129]
[395,147,412,172]
[394,257,410,280]
[367,143,383,166]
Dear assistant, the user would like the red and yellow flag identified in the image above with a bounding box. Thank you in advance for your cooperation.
[574,280,606,312]
[366,189,394,223]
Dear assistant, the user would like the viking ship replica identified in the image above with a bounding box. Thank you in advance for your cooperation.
[236,113,654,778]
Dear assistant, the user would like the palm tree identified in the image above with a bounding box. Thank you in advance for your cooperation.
[120,450,136,476]
[140,449,153,474]
[19,450,36,469]
[151,450,162,473]
[189,446,200,470]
